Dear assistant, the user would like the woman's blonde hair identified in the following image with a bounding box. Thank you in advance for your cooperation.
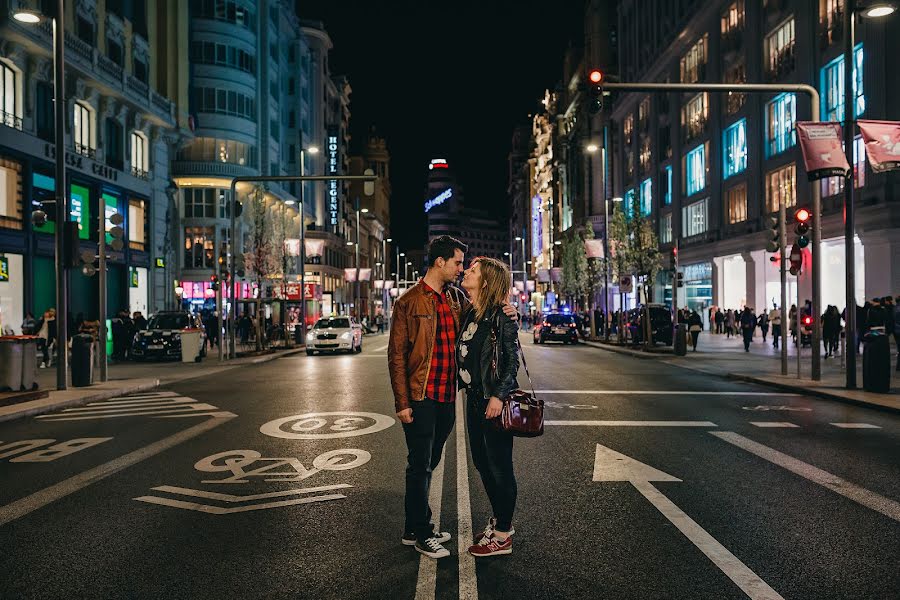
[471,257,512,321]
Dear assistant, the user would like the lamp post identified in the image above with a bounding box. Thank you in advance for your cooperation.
[298,146,318,343]
[586,142,599,337]
[354,205,368,318]
[383,237,392,324]
[515,236,527,318]
[842,1,896,388]
[15,5,68,389]
[400,253,407,289]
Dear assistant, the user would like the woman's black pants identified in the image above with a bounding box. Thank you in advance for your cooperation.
[467,393,517,532]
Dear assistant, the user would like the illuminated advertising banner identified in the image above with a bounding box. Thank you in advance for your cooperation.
[0,256,8,282]
[428,159,449,170]
[424,188,452,212]
[796,122,851,181]
[531,195,542,257]
[70,183,90,239]
[857,120,900,173]
[327,126,340,230]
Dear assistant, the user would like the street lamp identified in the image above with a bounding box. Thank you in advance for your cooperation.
[842,1,895,388]
[15,3,68,390]
[400,253,407,289]
[296,145,318,344]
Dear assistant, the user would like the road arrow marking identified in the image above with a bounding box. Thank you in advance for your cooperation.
[711,432,900,523]
[593,444,784,600]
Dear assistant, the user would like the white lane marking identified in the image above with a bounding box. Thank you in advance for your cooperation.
[145,483,351,502]
[456,396,478,600]
[536,390,800,396]
[372,343,390,352]
[830,423,881,429]
[749,422,799,428]
[546,420,717,427]
[134,490,348,514]
[414,451,445,600]
[631,481,785,600]
[0,414,234,528]
[711,432,900,523]
[36,405,222,421]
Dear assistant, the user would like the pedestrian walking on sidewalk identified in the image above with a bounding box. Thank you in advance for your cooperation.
[688,310,703,351]
[740,307,757,352]
[36,308,57,367]
[789,305,798,344]
[458,257,520,558]
[822,305,841,358]
[758,309,770,343]
[770,305,782,349]
[725,309,735,338]
[387,236,516,560]
[714,309,724,334]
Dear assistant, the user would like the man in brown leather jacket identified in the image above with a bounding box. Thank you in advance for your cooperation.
[389,235,515,559]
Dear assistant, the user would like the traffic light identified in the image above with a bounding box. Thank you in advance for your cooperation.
[62,221,80,268]
[588,69,604,115]
[671,246,678,270]
[794,207,811,249]
[802,314,813,327]
[765,215,780,254]
[675,271,684,288]
[789,244,803,276]
[108,212,125,252]
[210,274,220,292]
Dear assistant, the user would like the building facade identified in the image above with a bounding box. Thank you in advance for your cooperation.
[611,0,900,320]
[0,0,185,334]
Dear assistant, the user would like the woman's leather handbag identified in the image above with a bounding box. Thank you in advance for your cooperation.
[490,315,544,437]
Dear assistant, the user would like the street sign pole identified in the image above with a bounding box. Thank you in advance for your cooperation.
[779,202,788,376]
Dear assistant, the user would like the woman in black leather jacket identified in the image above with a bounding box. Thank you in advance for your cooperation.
[457,256,520,558]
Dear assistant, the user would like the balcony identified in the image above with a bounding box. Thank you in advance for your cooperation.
[1,110,22,131]
[765,45,796,81]
[131,166,150,181]
[171,160,258,179]
[74,142,96,160]
[97,53,123,84]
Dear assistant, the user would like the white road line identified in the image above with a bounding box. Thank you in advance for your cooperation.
[37,405,220,421]
[372,343,390,352]
[134,492,346,514]
[711,432,900,523]
[536,390,800,396]
[456,397,478,600]
[414,451,445,600]
[830,423,881,429]
[749,422,799,428]
[546,420,717,427]
[632,480,784,600]
[0,414,234,528]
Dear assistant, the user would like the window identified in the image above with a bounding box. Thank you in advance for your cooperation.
[681,93,708,140]
[723,119,747,179]
[683,143,708,196]
[192,86,256,121]
[182,188,218,218]
[638,98,650,132]
[35,82,53,141]
[0,60,22,130]
[189,42,256,74]
[766,18,795,77]
[623,115,634,146]
[820,135,866,196]
[177,137,258,168]
[183,226,215,269]
[682,198,708,238]
[639,137,651,173]
[73,102,95,157]
[664,165,673,205]
[820,0,843,46]
[821,44,864,121]
[680,35,708,83]
[765,163,796,212]
[660,213,672,244]
[128,198,146,250]
[131,131,149,178]
[721,1,745,35]
[104,118,124,170]
[724,63,746,114]
[107,38,124,66]
[76,15,94,44]
[192,0,257,33]
[639,178,652,216]
[726,183,747,224]
[0,156,23,230]
[133,56,148,83]
[766,93,797,156]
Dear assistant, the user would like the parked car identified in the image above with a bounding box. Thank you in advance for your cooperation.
[130,311,207,361]
[627,304,674,346]
[533,313,581,345]
[305,316,363,355]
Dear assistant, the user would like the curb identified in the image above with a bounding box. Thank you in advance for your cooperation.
[582,340,658,360]
[0,378,160,423]
[726,373,900,415]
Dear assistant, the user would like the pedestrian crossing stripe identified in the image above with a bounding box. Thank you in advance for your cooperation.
[35,391,236,422]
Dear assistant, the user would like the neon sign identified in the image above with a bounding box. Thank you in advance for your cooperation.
[424,188,452,212]
[428,159,448,170]
[327,127,340,230]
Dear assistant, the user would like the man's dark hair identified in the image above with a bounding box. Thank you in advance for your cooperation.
[427,235,467,267]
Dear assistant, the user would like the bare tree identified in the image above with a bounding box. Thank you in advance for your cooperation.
[243,185,280,350]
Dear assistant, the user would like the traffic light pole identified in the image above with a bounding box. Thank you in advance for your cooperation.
[603,82,822,381]
[98,211,108,383]
[227,174,377,360]
[780,202,788,376]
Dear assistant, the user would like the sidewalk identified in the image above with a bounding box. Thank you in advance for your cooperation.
[0,346,305,423]
[584,331,900,413]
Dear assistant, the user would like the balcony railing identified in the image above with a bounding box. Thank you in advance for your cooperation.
[131,166,150,181]
[74,142,96,159]
[1,110,23,131]
[97,54,123,82]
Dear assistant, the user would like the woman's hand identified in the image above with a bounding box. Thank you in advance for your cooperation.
[485,396,503,419]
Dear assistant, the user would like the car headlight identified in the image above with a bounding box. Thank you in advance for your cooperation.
[340,331,352,340]
[306,331,316,341]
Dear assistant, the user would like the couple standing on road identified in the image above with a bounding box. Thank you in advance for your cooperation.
[388,235,522,560]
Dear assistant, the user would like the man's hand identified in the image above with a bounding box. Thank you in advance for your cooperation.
[397,408,413,424]
[501,303,519,320]
[485,397,503,419]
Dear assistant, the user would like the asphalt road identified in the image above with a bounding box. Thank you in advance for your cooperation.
[1,333,898,600]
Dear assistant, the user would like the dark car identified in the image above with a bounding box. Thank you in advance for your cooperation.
[627,304,674,346]
[130,311,207,361]
[533,313,580,344]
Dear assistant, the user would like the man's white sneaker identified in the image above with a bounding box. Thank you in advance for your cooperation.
[415,536,450,559]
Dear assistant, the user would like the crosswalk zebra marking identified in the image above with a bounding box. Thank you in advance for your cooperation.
[35,392,234,422]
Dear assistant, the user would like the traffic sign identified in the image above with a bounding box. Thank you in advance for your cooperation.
[619,275,633,293]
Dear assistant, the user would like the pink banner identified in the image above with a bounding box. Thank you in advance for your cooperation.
[857,120,900,173]
[358,268,372,282]
[343,268,357,282]
[550,267,562,283]
[584,239,605,259]
[536,268,550,283]
[796,122,851,181]
[304,239,325,258]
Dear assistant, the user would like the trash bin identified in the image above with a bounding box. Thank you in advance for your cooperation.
[71,334,95,387]
[673,324,688,356]
[862,331,891,393]
[294,323,305,345]
[181,330,202,363]
[0,337,24,391]
[20,336,38,390]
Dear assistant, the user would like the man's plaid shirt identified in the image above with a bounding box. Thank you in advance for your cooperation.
[423,282,457,403]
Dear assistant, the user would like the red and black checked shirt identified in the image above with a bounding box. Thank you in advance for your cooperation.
[423,282,457,403]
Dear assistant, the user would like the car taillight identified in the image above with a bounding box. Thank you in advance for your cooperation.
[569,323,575,328]
[803,316,812,325]
[543,322,550,327]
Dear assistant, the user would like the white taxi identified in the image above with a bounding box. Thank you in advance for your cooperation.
[305,316,363,355]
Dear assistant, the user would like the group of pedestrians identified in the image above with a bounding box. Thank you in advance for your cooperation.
[388,235,522,560]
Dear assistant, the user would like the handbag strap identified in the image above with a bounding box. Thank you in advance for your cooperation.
[493,311,536,399]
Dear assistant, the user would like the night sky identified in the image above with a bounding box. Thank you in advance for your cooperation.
[298,0,585,253]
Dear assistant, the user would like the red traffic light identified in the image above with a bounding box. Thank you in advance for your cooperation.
[210,274,219,282]
[795,208,811,223]
[803,315,812,325]
[589,69,603,84]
